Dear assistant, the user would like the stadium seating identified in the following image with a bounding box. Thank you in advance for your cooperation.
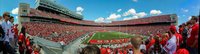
[22,22,89,45]
[22,21,170,45]
[28,8,173,26]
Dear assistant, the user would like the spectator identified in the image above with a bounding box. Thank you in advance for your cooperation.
[139,41,146,54]
[60,39,65,51]
[0,16,5,54]
[148,36,163,54]
[106,47,111,54]
[160,33,169,47]
[1,12,16,54]
[128,49,133,54]
[81,45,100,54]
[186,16,199,54]
[163,25,177,54]
[32,44,41,54]
[123,48,127,54]
[21,26,26,37]
[0,16,3,24]
[9,16,15,48]
[181,23,188,48]
[146,34,155,52]
[100,46,106,54]
[13,24,19,49]
[18,33,25,54]
[130,36,143,54]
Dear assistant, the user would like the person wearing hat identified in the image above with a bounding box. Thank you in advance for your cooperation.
[163,25,182,54]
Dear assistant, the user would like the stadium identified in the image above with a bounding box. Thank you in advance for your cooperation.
[15,0,179,54]
[1,0,199,54]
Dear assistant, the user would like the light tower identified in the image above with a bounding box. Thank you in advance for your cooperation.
[18,3,30,33]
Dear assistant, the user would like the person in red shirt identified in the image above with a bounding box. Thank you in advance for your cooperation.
[26,45,33,54]
[18,33,25,44]
[25,36,32,54]
[175,32,183,49]
[18,33,25,54]
[100,47,107,54]
[123,49,127,54]
[106,47,111,54]
[146,35,155,52]
[32,44,40,54]
[160,33,169,46]
[186,16,199,54]
[13,24,18,48]
[25,36,30,46]
[117,49,123,54]
[178,25,184,34]
[156,31,162,37]
[148,36,162,54]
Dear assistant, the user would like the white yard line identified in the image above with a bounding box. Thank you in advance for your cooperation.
[87,32,96,43]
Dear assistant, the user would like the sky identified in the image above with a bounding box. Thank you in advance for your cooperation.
[0,0,200,25]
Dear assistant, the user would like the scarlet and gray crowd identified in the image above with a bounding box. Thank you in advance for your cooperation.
[0,11,199,54]
[0,12,40,54]
[80,16,199,54]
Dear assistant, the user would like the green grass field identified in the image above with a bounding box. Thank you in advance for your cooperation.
[82,31,135,44]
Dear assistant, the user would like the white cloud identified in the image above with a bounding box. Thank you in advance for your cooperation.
[182,9,189,12]
[123,8,136,16]
[117,9,122,12]
[150,10,162,15]
[76,12,82,15]
[135,12,147,18]
[106,13,121,21]
[177,16,180,18]
[183,9,189,12]
[123,18,132,20]
[76,6,84,12]
[122,9,147,20]
[14,16,18,24]
[188,16,192,20]
[11,7,19,15]
[123,16,138,20]
[132,0,138,2]
[76,6,84,15]
[94,17,105,23]
[15,16,18,19]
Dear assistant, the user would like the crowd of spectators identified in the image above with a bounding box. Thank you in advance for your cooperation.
[79,16,199,54]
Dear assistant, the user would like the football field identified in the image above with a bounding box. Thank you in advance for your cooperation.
[82,31,135,44]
